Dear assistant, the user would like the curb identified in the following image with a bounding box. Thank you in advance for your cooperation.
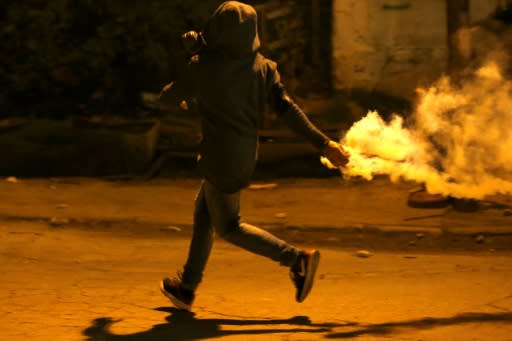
[2,214,511,238]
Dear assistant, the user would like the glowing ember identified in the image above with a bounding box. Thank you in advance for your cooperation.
[324,62,512,199]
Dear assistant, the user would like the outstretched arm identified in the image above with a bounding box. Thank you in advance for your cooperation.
[271,82,349,168]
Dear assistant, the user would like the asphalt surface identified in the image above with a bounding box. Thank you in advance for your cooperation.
[2,219,512,341]
[2,176,512,340]
[0,176,511,252]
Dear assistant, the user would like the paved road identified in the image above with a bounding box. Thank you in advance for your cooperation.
[2,220,512,341]
[2,176,512,255]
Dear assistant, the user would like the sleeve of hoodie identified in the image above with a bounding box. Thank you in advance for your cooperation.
[158,58,198,108]
[268,64,330,150]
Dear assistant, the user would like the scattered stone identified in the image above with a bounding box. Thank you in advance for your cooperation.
[489,248,496,252]
[475,235,485,244]
[49,217,70,226]
[416,233,425,239]
[6,176,18,183]
[49,185,57,190]
[56,204,70,210]
[355,250,373,258]
[274,212,287,219]
[504,209,512,217]
[161,226,181,232]
[249,183,278,190]
[409,240,416,246]
[404,255,417,259]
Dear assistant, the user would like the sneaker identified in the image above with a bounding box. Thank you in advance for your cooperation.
[160,277,195,311]
[290,249,320,303]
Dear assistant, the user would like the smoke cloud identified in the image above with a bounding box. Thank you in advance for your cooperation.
[328,62,512,199]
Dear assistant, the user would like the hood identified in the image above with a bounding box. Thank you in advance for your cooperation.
[203,1,261,57]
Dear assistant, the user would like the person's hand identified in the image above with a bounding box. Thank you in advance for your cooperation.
[322,140,350,168]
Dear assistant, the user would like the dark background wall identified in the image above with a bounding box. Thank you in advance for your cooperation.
[0,0,331,120]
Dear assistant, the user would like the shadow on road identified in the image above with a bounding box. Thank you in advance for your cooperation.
[325,311,512,338]
[82,307,350,340]
[83,309,512,340]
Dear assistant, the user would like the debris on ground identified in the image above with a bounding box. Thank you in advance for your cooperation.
[355,250,373,258]
[407,188,450,209]
[161,226,182,232]
[6,176,18,184]
[475,235,485,244]
[452,198,479,212]
[249,183,278,190]
[49,217,70,226]
[274,212,287,219]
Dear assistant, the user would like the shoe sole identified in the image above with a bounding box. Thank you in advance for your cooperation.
[298,250,320,303]
[159,280,192,311]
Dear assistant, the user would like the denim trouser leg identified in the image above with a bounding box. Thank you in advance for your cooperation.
[181,181,300,291]
[203,181,299,267]
[181,182,214,291]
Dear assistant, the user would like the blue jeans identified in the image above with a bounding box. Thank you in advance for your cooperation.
[180,180,300,291]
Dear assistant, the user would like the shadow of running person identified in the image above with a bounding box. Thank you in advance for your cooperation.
[83,307,353,341]
[325,311,512,338]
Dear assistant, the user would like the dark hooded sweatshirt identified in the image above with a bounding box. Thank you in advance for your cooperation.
[162,1,330,193]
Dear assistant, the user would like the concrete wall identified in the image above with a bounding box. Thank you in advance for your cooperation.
[471,0,504,23]
[332,0,500,100]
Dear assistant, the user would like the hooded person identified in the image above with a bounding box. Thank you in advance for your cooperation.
[159,1,349,311]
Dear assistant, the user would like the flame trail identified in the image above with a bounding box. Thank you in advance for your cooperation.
[326,62,512,199]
